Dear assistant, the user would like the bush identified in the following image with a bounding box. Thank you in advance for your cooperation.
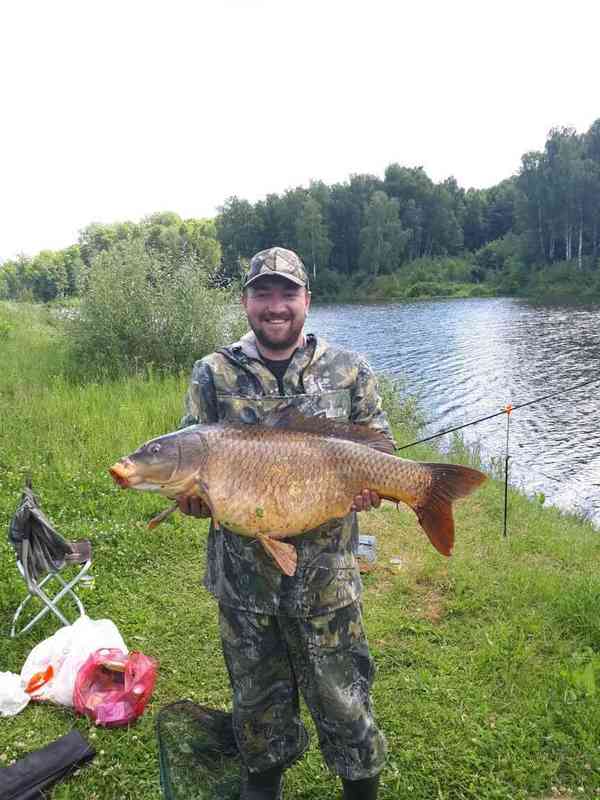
[474,233,526,279]
[377,373,424,436]
[365,273,404,300]
[526,260,600,301]
[405,281,453,298]
[67,240,247,378]
[467,283,496,298]
[396,256,473,286]
[312,268,346,300]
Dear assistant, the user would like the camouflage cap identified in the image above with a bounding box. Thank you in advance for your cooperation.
[244,247,309,290]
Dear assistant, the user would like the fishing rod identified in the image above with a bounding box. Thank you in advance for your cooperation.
[395,374,600,452]
[394,373,600,539]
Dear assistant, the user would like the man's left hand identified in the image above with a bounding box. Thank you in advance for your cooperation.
[351,490,381,513]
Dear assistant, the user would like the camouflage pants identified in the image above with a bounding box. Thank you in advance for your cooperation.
[218,601,387,780]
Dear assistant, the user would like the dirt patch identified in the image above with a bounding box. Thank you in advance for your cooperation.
[535,795,575,800]
[418,588,445,624]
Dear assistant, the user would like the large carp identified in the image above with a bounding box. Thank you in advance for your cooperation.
[109,409,486,576]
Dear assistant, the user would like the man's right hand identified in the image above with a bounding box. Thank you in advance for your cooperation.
[176,496,211,518]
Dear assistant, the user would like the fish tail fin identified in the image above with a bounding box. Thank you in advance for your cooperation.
[406,463,486,556]
[259,535,298,576]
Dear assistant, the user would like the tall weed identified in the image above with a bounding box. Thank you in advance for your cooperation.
[378,373,424,439]
[66,240,246,379]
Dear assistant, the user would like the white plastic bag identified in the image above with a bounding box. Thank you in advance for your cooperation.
[20,615,128,707]
[0,672,30,717]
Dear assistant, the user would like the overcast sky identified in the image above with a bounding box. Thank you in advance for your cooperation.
[1,0,599,260]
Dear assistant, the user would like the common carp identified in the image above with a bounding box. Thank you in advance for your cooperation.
[109,409,486,576]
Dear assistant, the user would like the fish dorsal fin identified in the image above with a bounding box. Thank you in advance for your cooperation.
[261,406,395,454]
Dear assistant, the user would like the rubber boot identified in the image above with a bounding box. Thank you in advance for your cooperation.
[341,775,380,800]
[241,764,284,800]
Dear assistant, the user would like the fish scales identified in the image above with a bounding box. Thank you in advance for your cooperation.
[201,425,431,538]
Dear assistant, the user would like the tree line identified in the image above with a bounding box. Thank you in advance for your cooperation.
[0,213,221,303]
[216,120,600,291]
[216,170,516,286]
[2,119,600,303]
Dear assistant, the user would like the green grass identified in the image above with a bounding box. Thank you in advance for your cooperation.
[1,302,600,799]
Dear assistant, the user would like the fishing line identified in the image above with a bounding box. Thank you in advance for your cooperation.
[393,373,600,540]
[394,374,600,452]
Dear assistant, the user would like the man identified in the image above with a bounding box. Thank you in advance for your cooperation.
[178,247,392,800]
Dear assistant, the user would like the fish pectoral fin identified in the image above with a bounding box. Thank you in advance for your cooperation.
[259,535,298,577]
[194,478,220,527]
[148,503,179,529]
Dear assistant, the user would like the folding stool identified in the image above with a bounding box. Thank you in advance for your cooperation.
[8,484,93,637]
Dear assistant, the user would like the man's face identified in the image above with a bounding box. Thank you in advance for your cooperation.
[242,276,311,353]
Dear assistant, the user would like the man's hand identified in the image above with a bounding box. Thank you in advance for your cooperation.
[176,495,211,518]
[351,490,381,513]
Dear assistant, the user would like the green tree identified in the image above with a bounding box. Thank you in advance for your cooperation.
[327,182,365,275]
[517,150,548,263]
[359,191,408,276]
[216,197,262,279]
[582,121,600,260]
[140,212,221,277]
[0,259,23,299]
[545,127,582,262]
[424,183,464,256]
[60,245,85,295]
[485,179,517,242]
[254,194,288,250]
[296,196,332,281]
[179,218,222,278]
[78,221,140,266]
[462,189,487,251]
[142,211,183,258]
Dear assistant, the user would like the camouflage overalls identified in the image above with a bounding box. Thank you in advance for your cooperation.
[181,331,391,780]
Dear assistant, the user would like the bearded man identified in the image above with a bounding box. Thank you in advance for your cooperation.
[178,247,391,800]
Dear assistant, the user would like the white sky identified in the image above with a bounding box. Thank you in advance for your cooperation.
[1,0,598,260]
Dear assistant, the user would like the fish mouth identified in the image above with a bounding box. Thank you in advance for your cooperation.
[109,461,134,489]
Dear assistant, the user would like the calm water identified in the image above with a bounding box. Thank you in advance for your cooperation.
[308,297,600,527]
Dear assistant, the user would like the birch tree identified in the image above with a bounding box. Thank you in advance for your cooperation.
[359,191,408,276]
[296,196,331,281]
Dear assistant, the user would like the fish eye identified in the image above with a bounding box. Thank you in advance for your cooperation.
[148,442,161,455]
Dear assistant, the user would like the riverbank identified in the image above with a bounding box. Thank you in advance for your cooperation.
[313,257,495,302]
[1,302,600,799]
[312,256,600,304]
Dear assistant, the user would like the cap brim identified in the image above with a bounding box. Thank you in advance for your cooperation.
[243,273,306,289]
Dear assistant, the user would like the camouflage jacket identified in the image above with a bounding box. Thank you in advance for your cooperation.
[180,331,393,618]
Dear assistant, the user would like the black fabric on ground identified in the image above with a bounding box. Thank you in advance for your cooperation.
[0,729,95,800]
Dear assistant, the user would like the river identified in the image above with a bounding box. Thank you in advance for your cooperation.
[308,297,600,527]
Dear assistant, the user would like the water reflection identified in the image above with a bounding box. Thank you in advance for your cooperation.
[309,298,600,526]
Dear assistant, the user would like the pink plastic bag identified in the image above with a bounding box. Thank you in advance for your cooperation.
[74,648,157,727]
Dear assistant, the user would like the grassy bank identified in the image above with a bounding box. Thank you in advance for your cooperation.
[313,258,497,303]
[1,302,600,799]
